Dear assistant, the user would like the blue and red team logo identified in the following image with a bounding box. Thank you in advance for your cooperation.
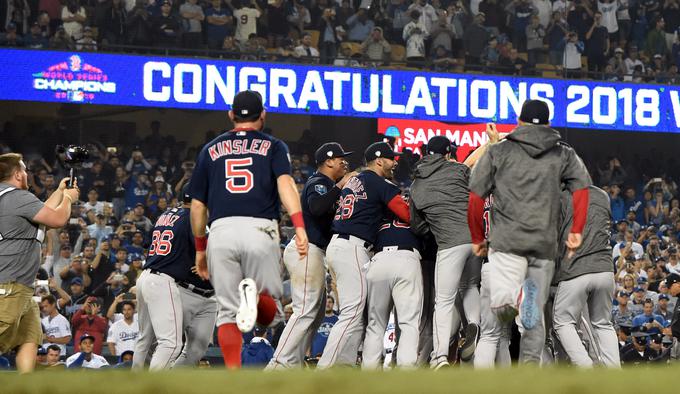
[32,55,117,102]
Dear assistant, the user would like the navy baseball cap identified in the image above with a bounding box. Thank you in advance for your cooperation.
[127,253,142,263]
[364,141,400,162]
[633,286,644,293]
[37,347,47,356]
[182,184,191,204]
[519,99,550,125]
[315,143,353,165]
[665,273,680,287]
[70,277,83,286]
[659,294,669,301]
[617,291,629,298]
[80,333,95,343]
[232,90,264,120]
[427,136,454,155]
[637,277,647,284]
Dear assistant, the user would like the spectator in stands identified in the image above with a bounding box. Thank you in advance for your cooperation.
[106,301,139,356]
[66,334,110,369]
[24,22,50,49]
[205,0,232,50]
[43,344,66,369]
[586,11,610,73]
[76,26,98,51]
[362,27,391,65]
[334,43,361,66]
[179,0,204,49]
[40,295,72,357]
[616,0,631,43]
[126,0,153,47]
[656,293,673,320]
[62,0,87,40]
[61,276,88,316]
[446,1,467,58]
[598,0,619,42]
[346,7,374,42]
[665,0,680,50]
[101,0,127,46]
[625,208,642,237]
[462,13,489,70]
[23,21,49,49]
[0,22,23,47]
[146,176,172,216]
[646,17,667,58]
[403,9,427,66]
[547,11,569,66]
[152,0,181,48]
[294,32,320,63]
[567,0,594,45]
[499,47,528,74]
[478,0,503,37]
[505,0,534,51]
[432,44,457,71]
[72,297,108,354]
[667,247,680,274]
[49,25,75,49]
[286,0,310,38]
[526,15,545,65]
[647,191,669,225]
[318,7,338,64]
[59,255,92,292]
[408,0,438,35]
[266,0,289,46]
[610,184,626,222]
[386,0,411,44]
[481,35,500,71]
[613,229,644,259]
[632,299,668,335]
[609,47,627,75]
[242,326,274,367]
[429,12,455,55]
[83,189,105,215]
[612,291,634,328]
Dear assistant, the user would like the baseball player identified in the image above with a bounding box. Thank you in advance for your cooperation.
[362,214,423,369]
[318,141,410,368]
[267,143,355,369]
[132,189,215,370]
[553,186,620,368]
[410,135,481,368]
[467,99,592,363]
[190,90,308,369]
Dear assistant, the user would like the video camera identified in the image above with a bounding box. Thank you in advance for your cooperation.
[56,145,89,188]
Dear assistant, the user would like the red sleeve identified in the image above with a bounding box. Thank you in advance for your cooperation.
[468,192,486,244]
[71,309,85,328]
[387,195,410,223]
[571,187,589,234]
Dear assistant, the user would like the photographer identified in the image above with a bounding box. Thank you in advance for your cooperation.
[0,153,79,373]
[71,297,108,354]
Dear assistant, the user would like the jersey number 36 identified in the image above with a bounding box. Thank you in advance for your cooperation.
[149,230,174,256]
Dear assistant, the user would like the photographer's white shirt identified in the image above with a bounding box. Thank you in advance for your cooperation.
[107,319,139,355]
[41,313,71,356]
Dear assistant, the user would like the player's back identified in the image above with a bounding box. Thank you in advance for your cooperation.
[144,207,194,277]
[374,219,421,252]
[332,171,400,244]
[190,130,291,224]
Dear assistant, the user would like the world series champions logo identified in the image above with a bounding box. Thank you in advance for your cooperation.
[32,54,117,102]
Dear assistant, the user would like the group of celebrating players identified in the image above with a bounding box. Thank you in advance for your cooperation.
[134,90,680,370]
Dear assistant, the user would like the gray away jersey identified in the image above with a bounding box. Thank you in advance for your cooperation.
[0,183,45,287]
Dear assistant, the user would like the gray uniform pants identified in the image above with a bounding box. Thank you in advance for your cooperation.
[172,286,217,367]
[207,217,283,327]
[267,240,326,369]
[132,270,183,370]
[431,243,478,366]
[362,248,423,369]
[474,262,511,369]
[318,234,371,368]
[553,271,620,368]
[488,249,554,364]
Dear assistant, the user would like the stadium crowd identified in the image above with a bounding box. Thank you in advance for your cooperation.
[2,0,680,80]
[0,119,678,369]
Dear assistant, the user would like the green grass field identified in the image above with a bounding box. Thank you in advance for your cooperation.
[1,367,674,394]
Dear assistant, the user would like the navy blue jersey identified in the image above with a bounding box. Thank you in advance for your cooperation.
[190,130,291,224]
[332,171,401,244]
[302,172,338,249]
[144,207,213,291]
[374,219,422,252]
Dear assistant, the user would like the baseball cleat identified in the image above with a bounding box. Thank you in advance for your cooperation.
[433,360,450,371]
[459,322,480,362]
[236,278,258,333]
[495,305,519,324]
[519,278,540,330]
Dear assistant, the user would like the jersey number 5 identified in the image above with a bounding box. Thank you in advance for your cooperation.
[149,230,174,256]
[225,158,254,193]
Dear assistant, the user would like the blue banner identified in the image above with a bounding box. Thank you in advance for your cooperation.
[1,48,679,132]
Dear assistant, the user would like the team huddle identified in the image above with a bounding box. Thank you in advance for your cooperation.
[135,91,633,369]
